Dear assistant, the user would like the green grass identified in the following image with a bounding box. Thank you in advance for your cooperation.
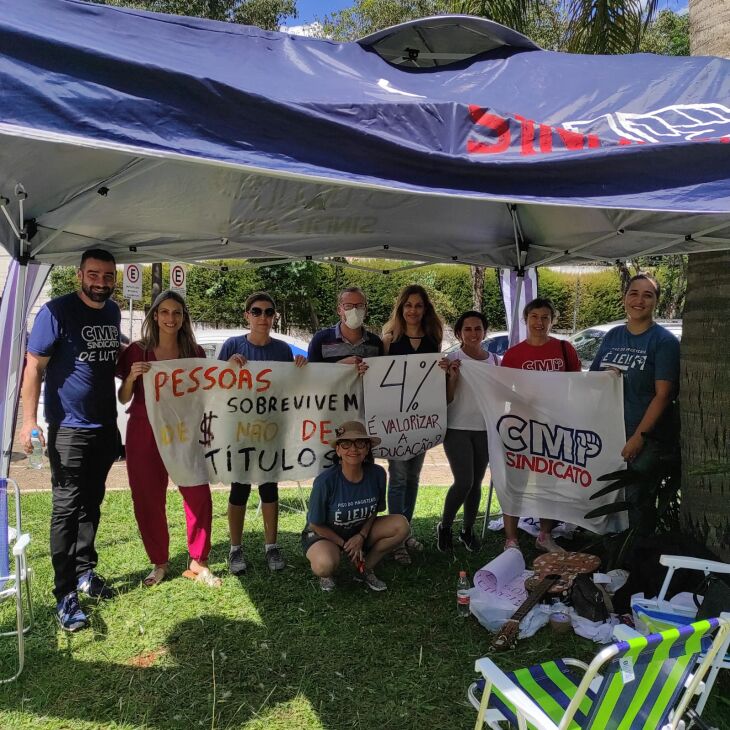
[0,487,728,729]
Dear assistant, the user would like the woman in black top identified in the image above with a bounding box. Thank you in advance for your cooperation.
[382,284,443,564]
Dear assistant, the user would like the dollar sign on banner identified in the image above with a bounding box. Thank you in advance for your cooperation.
[199,410,218,446]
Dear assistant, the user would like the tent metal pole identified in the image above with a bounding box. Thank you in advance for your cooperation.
[1,259,27,481]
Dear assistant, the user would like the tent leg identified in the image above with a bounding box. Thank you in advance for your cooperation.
[481,480,494,539]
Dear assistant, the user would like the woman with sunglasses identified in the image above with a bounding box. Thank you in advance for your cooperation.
[302,421,409,592]
[218,292,307,576]
[381,284,443,565]
[117,290,219,588]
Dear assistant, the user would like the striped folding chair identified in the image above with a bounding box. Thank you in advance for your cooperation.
[468,614,730,730]
[632,555,730,715]
[0,478,33,683]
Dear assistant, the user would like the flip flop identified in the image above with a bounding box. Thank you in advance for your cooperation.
[143,566,167,587]
[182,568,222,588]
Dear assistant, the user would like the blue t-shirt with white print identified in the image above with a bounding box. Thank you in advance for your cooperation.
[306,463,386,540]
[590,323,679,440]
[218,334,293,363]
[27,293,121,428]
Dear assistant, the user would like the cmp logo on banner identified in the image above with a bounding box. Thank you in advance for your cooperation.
[143,360,361,485]
[459,362,628,534]
[362,353,446,460]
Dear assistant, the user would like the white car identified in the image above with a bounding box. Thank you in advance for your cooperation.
[569,319,682,370]
[194,328,309,359]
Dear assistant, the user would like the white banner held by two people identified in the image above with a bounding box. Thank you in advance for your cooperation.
[362,353,447,461]
[143,360,361,485]
[459,362,628,534]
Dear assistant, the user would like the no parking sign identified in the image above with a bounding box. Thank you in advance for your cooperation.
[123,263,142,300]
[170,263,186,297]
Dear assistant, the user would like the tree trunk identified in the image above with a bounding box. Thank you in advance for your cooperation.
[681,1,730,560]
[680,253,730,560]
[689,0,730,56]
[471,265,485,310]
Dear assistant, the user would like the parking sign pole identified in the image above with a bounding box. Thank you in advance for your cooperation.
[129,299,133,341]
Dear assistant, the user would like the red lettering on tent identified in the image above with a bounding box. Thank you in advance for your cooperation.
[556,127,586,150]
[515,115,536,155]
[467,105,510,154]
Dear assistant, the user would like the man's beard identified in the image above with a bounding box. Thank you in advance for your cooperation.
[82,283,113,302]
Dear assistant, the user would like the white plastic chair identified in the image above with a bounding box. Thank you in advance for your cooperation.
[0,477,33,683]
[632,554,730,715]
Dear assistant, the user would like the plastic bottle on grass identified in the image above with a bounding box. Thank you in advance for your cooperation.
[28,429,43,469]
[457,570,471,617]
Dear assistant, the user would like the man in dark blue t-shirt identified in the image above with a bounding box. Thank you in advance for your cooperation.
[21,249,121,632]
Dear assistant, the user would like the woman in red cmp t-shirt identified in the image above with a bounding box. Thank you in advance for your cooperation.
[500,298,581,554]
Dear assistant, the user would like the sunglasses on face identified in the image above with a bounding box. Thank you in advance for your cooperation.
[248,307,276,318]
[337,439,370,450]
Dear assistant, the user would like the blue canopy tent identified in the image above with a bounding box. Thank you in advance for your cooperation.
[1,0,729,481]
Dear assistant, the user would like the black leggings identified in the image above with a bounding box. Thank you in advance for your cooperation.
[229,482,278,506]
[442,428,489,534]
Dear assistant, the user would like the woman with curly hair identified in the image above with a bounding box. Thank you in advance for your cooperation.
[382,284,443,564]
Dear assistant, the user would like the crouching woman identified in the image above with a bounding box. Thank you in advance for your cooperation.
[302,421,409,592]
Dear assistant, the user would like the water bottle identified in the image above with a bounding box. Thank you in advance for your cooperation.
[457,570,471,617]
[28,429,43,469]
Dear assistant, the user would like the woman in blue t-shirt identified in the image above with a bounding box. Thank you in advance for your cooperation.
[302,421,409,592]
[590,273,680,525]
[218,291,307,576]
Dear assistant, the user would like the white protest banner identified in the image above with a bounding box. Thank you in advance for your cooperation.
[362,353,446,460]
[460,362,628,534]
[144,360,362,485]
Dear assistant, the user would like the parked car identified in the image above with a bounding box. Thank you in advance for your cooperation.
[443,330,510,357]
[569,319,682,370]
[194,328,309,359]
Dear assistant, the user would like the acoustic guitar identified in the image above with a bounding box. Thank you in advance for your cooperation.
[490,551,601,652]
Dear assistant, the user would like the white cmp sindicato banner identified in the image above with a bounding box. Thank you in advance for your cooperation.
[459,362,628,534]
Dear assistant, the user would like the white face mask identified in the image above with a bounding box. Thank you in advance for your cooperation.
[343,307,366,329]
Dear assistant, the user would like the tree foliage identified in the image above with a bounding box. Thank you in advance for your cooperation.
[639,9,690,56]
[89,0,296,30]
[318,0,666,55]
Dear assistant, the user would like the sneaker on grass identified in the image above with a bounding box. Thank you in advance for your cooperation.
[265,546,286,572]
[319,576,336,592]
[436,522,453,552]
[228,547,247,575]
[56,591,89,632]
[458,529,482,553]
[77,570,114,600]
[363,570,387,592]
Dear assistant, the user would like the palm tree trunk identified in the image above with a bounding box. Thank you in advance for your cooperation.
[680,253,730,560]
[680,1,730,561]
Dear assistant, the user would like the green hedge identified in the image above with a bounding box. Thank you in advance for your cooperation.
[49,261,651,335]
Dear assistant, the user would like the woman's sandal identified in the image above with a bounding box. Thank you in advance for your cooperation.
[405,536,424,552]
[143,565,167,587]
[182,567,222,588]
[392,545,412,565]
